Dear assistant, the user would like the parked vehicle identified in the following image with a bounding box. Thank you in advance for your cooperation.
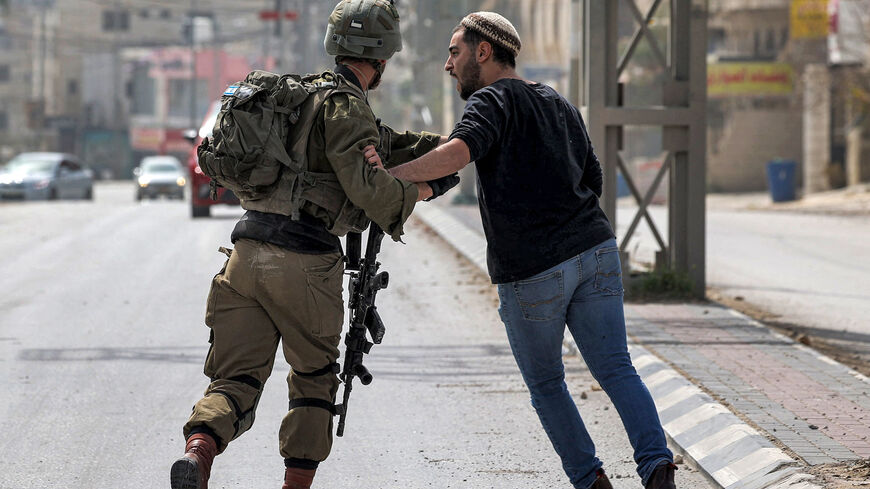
[134,156,186,201]
[0,152,93,201]
[187,101,239,218]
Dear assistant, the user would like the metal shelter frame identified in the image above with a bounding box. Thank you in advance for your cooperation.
[579,0,708,297]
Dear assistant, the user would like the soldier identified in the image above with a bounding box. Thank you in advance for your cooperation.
[170,1,456,488]
[387,12,677,489]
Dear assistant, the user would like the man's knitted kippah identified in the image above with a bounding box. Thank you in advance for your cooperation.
[460,12,521,58]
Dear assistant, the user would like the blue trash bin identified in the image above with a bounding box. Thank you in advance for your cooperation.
[766,160,797,202]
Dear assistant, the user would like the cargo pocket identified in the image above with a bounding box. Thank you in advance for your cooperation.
[203,329,216,379]
[594,246,624,296]
[513,270,564,322]
[303,254,345,337]
[204,250,232,327]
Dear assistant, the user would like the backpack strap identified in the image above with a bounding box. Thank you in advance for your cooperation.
[284,73,369,221]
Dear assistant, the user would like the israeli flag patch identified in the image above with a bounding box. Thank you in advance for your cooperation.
[224,85,240,96]
[350,20,363,29]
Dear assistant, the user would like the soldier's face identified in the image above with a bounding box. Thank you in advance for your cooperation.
[445,30,483,100]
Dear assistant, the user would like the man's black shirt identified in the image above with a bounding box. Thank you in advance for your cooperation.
[449,78,614,284]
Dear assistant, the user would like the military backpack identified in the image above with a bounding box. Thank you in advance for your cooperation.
[197,70,366,228]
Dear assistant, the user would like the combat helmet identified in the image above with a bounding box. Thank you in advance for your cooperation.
[325,0,403,60]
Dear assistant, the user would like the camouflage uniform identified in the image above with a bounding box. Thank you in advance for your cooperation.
[183,73,441,463]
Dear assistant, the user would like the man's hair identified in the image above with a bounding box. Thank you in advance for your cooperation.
[453,24,517,68]
[335,56,383,71]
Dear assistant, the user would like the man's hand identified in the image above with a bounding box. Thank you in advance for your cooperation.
[364,144,384,170]
[415,182,433,201]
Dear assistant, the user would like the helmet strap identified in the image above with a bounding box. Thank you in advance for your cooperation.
[344,63,371,94]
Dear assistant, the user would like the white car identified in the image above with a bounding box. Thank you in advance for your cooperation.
[135,156,186,201]
[0,152,94,201]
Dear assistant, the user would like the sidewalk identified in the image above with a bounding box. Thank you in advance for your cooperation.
[705,185,870,215]
[412,200,870,489]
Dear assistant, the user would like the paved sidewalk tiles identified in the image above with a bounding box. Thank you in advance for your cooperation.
[627,304,870,462]
[413,203,870,488]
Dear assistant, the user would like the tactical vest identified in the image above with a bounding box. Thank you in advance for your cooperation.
[199,70,373,236]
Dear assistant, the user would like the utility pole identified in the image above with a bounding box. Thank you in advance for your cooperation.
[112,0,122,129]
[275,0,283,71]
[39,1,47,110]
[189,0,199,129]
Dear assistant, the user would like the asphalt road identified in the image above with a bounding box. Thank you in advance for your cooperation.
[0,183,713,489]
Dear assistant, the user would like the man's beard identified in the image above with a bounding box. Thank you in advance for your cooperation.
[458,58,483,100]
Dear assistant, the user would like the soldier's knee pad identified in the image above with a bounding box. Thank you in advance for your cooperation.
[207,374,265,441]
[288,363,341,415]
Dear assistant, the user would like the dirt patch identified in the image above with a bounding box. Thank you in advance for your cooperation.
[808,460,870,489]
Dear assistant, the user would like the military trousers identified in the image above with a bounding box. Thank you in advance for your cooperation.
[184,238,345,462]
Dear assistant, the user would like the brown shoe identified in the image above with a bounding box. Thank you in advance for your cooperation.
[645,462,677,489]
[590,468,613,489]
[283,467,316,489]
[170,433,218,489]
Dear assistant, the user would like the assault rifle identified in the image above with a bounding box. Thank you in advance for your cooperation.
[335,223,389,437]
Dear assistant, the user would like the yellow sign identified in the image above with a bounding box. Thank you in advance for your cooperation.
[708,63,794,97]
[791,0,829,39]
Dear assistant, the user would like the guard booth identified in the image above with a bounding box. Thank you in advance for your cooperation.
[575,0,708,297]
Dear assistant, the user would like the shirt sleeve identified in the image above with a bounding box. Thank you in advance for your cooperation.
[448,87,508,162]
[577,115,603,198]
[378,124,442,169]
[322,94,418,241]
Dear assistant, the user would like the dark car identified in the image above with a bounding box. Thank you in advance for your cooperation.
[188,101,240,218]
[0,152,93,201]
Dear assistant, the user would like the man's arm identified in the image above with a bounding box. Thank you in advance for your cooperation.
[387,138,472,183]
[580,149,604,198]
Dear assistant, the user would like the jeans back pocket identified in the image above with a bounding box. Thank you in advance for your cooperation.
[513,270,564,321]
[594,246,624,296]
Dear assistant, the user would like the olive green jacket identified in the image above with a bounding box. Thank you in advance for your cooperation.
[302,84,441,241]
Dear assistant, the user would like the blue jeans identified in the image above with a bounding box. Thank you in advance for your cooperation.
[497,239,672,489]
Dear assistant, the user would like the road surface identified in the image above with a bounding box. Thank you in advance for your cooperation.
[0,183,711,488]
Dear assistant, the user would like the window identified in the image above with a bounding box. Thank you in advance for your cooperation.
[67,79,78,95]
[130,62,156,116]
[61,160,82,172]
[0,64,9,83]
[0,25,10,50]
[753,30,760,57]
[139,9,150,19]
[0,111,7,131]
[765,29,776,54]
[160,9,171,19]
[102,9,130,31]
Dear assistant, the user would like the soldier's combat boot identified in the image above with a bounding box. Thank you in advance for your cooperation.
[590,468,613,489]
[645,462,677,489]
[170,433,218,489]
[283,467,316,489]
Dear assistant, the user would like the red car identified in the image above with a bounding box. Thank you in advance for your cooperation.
[188,101,240,218]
